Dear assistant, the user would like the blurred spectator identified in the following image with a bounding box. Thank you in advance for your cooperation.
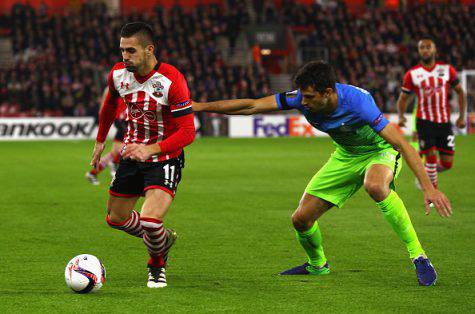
[2,1,474,116]
[3,2,262,117]
[287,1,475,112]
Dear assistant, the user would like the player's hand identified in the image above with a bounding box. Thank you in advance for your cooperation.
[122,143,159,162]
[456,116,466,129]
[423,189,452,218]
[90,141,105,170]
[398,115,407,128]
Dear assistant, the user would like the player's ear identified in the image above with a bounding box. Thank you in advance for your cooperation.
[146,44,154,56]
[324,87,334,96]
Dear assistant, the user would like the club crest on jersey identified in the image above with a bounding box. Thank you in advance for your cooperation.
[437,69,445,77]
[128,103,158,121]
[152,81,164,98]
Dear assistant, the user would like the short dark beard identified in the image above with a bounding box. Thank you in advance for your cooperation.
[125,65,137,73]
[420,55,435,65]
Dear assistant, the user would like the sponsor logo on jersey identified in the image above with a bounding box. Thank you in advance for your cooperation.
[423,85,443,97]
[175,100,191,108]
[128,103,158,121]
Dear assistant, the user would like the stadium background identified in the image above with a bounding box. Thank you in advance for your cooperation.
[0,1,474,313]
[0,0,474,138]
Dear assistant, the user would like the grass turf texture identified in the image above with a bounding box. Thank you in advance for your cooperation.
[0,136,473,313]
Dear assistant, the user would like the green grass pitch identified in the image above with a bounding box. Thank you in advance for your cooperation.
[0,136,473,313]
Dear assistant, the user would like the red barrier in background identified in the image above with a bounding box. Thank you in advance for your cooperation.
[121,0,222,14]
[2,0,474,15]
[0,0,84,14]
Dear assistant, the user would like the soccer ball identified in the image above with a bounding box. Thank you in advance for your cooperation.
[65,254,106,293]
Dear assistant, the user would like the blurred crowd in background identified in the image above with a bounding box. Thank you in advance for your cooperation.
[0,1,473,118]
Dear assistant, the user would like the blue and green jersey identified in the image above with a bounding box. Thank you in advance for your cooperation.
[275,83,392,154]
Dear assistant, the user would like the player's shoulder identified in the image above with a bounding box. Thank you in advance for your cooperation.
[435,61,450,66]
[338,84,376,112]
[108,62,126,81]
[406,64,423,73]
[338,83,371,98]
[110,62,126,72]
[156,62,185,81]
[435,61,455,70]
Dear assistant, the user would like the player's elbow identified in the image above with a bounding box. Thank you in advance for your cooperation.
[183,126,196,146]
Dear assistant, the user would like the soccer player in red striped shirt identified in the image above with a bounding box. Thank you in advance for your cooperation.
[90,22,196,288]
[397,38,467,188]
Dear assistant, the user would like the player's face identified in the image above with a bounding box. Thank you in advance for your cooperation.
[418,40,436,63]
[120,37,146,72]
[300,86,333,113]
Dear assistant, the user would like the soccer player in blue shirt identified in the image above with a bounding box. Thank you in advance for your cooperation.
[193,61,452,286]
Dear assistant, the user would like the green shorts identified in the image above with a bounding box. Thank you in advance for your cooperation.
[305,148,402,208]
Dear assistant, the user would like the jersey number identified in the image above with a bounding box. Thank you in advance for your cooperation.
[447,135,455,148]
[163,164,176,188]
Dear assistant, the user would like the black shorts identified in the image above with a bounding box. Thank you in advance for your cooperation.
[416,118,455,155]
[109,152,184,198]
[114,119,127,142]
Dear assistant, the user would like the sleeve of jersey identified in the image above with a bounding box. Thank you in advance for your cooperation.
[168,74,193,118]
[107,67,120,97]
[96,67,121,142]
[401,71,414,94]
[158,114,196,154]
[96,89,119,142]
[275,90,302,110]
[359,94,389,133]
[449,65,460,87]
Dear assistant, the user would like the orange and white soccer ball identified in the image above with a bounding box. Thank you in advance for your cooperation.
[65,254,106,293]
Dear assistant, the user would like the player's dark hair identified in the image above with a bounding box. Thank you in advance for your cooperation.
[120,22,154,47]
[293,60,336,92]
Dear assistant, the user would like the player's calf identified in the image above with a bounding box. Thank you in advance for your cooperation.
[106,210,143,238]
[141,217,168,267]
[437,160,453,172]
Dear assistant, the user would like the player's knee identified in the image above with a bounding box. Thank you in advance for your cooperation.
[364,181,388,202]
[106,211,128,225]
[291,209,313,232]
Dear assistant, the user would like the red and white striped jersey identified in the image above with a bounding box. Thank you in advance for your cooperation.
[402,62,459,123]
[108,62,193,162]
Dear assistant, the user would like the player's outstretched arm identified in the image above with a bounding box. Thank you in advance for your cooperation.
[379,124,452,218]
[193,95,279,115]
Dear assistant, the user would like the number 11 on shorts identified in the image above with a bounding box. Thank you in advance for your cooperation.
[163,164,175,188]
